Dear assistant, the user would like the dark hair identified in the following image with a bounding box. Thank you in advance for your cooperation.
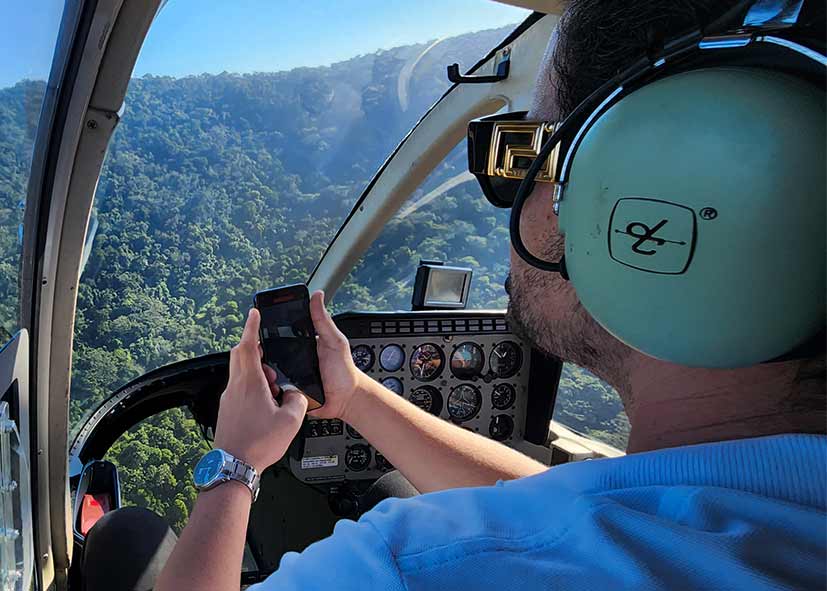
[551,0,741,115]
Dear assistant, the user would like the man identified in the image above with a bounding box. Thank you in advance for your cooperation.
[156,2,826,589]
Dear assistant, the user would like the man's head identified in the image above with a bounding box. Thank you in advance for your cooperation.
[506,0,825,416]
[510,1,738,387]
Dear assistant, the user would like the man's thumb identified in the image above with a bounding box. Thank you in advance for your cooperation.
[309,290,339,342]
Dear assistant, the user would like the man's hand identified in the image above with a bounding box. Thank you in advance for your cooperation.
[213,308,308,473]
[307,290,365,421]
[271,290,546,495]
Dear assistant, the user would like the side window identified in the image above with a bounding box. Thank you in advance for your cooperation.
[103,406,258,572]
[104,407,210,533]
[335,142,511,312]
[554,363,630,450]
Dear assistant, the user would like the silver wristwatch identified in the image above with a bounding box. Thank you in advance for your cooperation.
[193,448,260,502]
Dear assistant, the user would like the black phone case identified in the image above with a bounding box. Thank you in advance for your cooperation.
[254,284,325,409]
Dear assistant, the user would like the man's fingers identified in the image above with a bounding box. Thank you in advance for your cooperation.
[241,308,261,346]
[309,291,334,337]
[309,290,347,349]
[262,363,280,398]
[230,309,263,375]
[262,363,278,384]
[279,388,309,422]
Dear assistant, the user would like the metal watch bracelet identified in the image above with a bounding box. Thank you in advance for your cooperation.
[219,453,261,502]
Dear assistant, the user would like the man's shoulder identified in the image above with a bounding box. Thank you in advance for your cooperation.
[358,435,826,589]
[255,435,826,590]
[362,471,570,559]
[365,436,822,554]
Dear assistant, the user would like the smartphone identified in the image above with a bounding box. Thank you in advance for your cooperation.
[253,283,325,411]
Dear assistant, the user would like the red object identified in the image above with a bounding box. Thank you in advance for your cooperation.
[80,493,111,535]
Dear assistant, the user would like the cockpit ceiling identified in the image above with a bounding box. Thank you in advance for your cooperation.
[493,0,566,14]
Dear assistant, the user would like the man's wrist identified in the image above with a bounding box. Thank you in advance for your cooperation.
[339,372,380,427]
[199,478,253,505]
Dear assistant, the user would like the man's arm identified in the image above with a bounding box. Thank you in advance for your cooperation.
[308,292,547,494]
[157,483,251,591]
[345,375,547,493]
[156,309,308,591]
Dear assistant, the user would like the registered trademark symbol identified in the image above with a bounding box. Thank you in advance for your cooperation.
[699,207,718,220]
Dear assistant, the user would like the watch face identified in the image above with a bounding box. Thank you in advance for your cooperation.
[194,449,224,488]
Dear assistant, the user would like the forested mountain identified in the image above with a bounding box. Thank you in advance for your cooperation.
[0,25,627,531]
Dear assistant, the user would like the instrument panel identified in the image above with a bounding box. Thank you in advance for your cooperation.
[288,311,559,485]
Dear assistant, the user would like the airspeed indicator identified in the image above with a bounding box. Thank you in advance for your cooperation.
[351,344,375,371]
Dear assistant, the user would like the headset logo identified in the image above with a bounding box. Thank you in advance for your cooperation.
[615,219,687,255]
[608,198,697,275]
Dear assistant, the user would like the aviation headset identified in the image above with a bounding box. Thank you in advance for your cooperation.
[467,0,825,368]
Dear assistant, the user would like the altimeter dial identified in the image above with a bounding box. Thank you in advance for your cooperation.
[410,343,444,381]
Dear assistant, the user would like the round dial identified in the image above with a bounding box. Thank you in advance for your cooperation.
[380,376,404,395]
[447,384,482,422]
[409,385,444,416]
[375,453,393,472]
[450,342,485,379]
[351,344,375,372]
[489,414,514,441]
[345,444,372,471]
[346,424,362,439]
[379,344,405,372]
[193,449,223,487]
[410,343,444,381]
[489,341,522,378]
[491,383,516,410]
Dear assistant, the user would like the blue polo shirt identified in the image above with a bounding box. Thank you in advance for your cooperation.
[251,434,826,590]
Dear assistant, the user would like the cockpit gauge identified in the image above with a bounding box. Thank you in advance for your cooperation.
[409,343,444,381]
[489,414,514,441]
[351,344,375,372]
[346,424,362,439]
[345,444,371,471]
[409,385,443,416]
[491,383,516,410]
[450,342,485,379]
[380,376,404,395]
[447,384,482,422]
[489,341,522,378]
[375,452,393,472]
[379,344,405,372]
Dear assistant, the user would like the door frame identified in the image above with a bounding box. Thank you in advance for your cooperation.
[20,0,163,587]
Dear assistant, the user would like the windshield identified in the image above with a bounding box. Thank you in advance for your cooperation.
[69,1,530,432]
[335,141,510,312]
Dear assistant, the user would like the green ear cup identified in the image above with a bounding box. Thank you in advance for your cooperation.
[558,68,825,368]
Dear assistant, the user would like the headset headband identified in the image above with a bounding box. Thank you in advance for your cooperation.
[507,0,826,275]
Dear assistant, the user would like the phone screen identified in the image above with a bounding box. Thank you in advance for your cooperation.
[255,285,324,409]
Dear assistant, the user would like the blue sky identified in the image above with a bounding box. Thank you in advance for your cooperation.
[1,0,528,88]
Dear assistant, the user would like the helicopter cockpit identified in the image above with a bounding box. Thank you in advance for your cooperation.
[1,2,630,589]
